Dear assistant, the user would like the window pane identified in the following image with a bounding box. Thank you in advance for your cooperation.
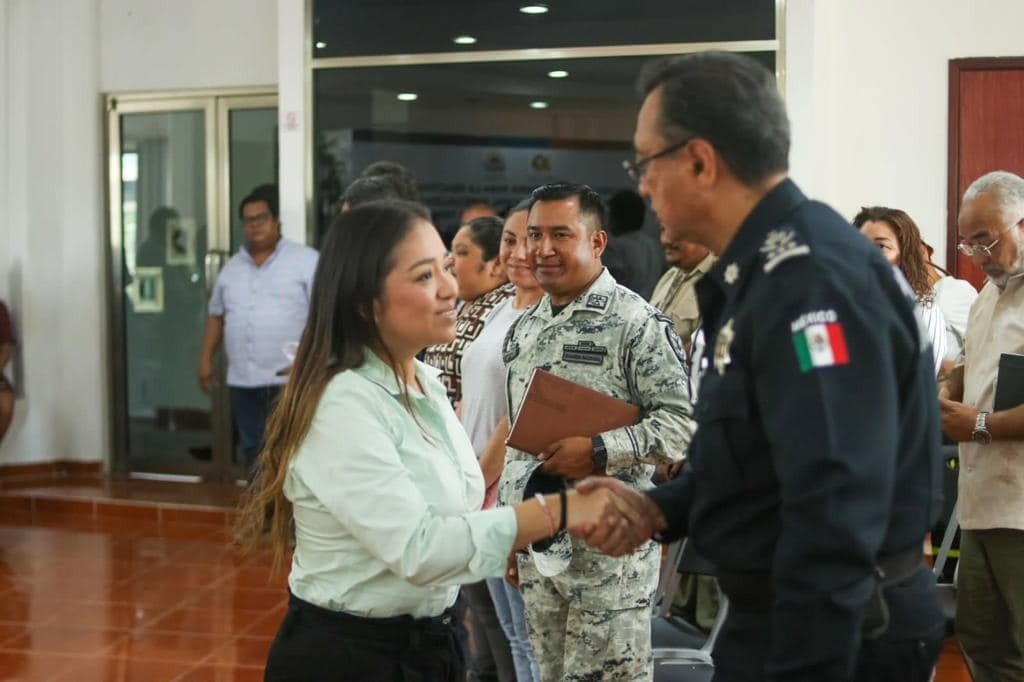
[313,53,774,240]
[313,0,775,58]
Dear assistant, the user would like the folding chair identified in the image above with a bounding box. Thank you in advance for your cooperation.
[932,443,961,627]
[652,538,729,682]
[933,498,959,625]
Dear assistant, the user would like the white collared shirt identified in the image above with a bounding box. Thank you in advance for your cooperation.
[209,238,318,387]
[285,350,517,617]
[959,274,1024,530]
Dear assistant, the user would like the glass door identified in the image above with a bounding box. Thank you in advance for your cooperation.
[108,91,278,482]
[218,95,280,472]
[219,96,280,255]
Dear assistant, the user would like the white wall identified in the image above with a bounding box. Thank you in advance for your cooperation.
[1,0,105,464]
[276,0,307,244]
[786,0,1024,268]
[100,0,277,92]
[0,0,276,466]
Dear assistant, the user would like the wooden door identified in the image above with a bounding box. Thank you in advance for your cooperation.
[948,58,1024,288]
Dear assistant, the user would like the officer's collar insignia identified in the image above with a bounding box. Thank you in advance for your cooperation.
[761,228,810,273]
[723,263,740,285]
[714,318,735,375]
[585,293,609,310]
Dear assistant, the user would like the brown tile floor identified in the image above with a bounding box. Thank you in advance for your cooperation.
[0,481,283,681]
[0,479,974,681]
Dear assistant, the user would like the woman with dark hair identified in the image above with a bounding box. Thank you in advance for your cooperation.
[854,206,947,373]
[919,241,978,361]
[234,201,614,681]
[423,215,512,405]
[440,211,520,680]
[459,199,544,681]
[0,300,15,443]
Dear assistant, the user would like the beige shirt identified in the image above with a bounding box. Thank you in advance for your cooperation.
[648,253,716,354]
[959,273,1024,530]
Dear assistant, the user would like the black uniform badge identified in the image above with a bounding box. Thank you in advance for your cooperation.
[585,294,609,310]
[562,340,608,365]
[713,318,735,375]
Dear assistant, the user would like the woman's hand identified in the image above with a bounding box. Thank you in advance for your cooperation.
[569,477,667,557]
[505,553,520,589]
[565,486,620,532]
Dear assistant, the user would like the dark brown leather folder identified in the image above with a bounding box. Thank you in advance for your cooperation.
[505,368,640,455]
[994,353,1024,412]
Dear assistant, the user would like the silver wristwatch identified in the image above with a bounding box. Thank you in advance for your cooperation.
[972,411,992,445]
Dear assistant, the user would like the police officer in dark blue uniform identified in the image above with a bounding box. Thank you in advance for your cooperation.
[575,51,946,681]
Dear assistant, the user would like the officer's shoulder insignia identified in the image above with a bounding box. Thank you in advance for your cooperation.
[586,293,609,310]
[760,228,811,274]
[665,326,687,367]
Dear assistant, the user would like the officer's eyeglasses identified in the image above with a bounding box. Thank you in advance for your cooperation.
[622,135,696,184]
[957,218,1023,257]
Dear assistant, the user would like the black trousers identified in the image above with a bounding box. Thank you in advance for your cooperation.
[461,580,516,682]
[711,609,944,682]
[265,594,465,682]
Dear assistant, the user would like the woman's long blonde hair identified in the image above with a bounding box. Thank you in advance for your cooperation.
[234,200,430,571]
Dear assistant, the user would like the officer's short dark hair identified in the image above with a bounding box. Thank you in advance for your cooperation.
[529,182,606,234]
[636,51,790,186]
[462,215,504,261]
[342,176,403,209]
[359,160,419,202]
[239,184,279,219]
[607,189,646,236]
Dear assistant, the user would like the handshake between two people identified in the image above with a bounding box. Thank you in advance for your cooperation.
[565,477,669,558]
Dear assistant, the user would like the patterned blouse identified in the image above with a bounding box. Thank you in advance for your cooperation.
[422,283,515,405]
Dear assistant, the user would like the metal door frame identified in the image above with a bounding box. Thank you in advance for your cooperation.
[105,88,276,482]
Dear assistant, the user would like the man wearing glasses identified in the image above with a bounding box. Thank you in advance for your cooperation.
[939,170,1024,681]
[198,184,319,472]
[576,51,945,680]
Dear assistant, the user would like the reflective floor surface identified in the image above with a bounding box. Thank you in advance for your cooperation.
[0,478,972,681]
[0,483,283,681]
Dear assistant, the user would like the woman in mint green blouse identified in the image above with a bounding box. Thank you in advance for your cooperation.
[235,200,615,681]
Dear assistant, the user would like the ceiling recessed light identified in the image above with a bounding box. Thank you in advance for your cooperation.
[453,35,477,45]
[530,101,549,109]
[519,4,549,14]
[315,41,327,49]
[547,70,569,78]
[397,93,418,102]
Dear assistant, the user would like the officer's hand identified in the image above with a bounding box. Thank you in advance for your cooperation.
[571,477,666,557]
[666,458,686,480]
[198,357,218,393]
[939,397,976,442]
[539,437,594,479]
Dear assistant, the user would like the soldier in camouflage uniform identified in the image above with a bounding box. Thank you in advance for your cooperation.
[498,183,695,681]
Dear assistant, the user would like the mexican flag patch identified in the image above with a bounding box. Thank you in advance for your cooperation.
[791,311,849,372]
